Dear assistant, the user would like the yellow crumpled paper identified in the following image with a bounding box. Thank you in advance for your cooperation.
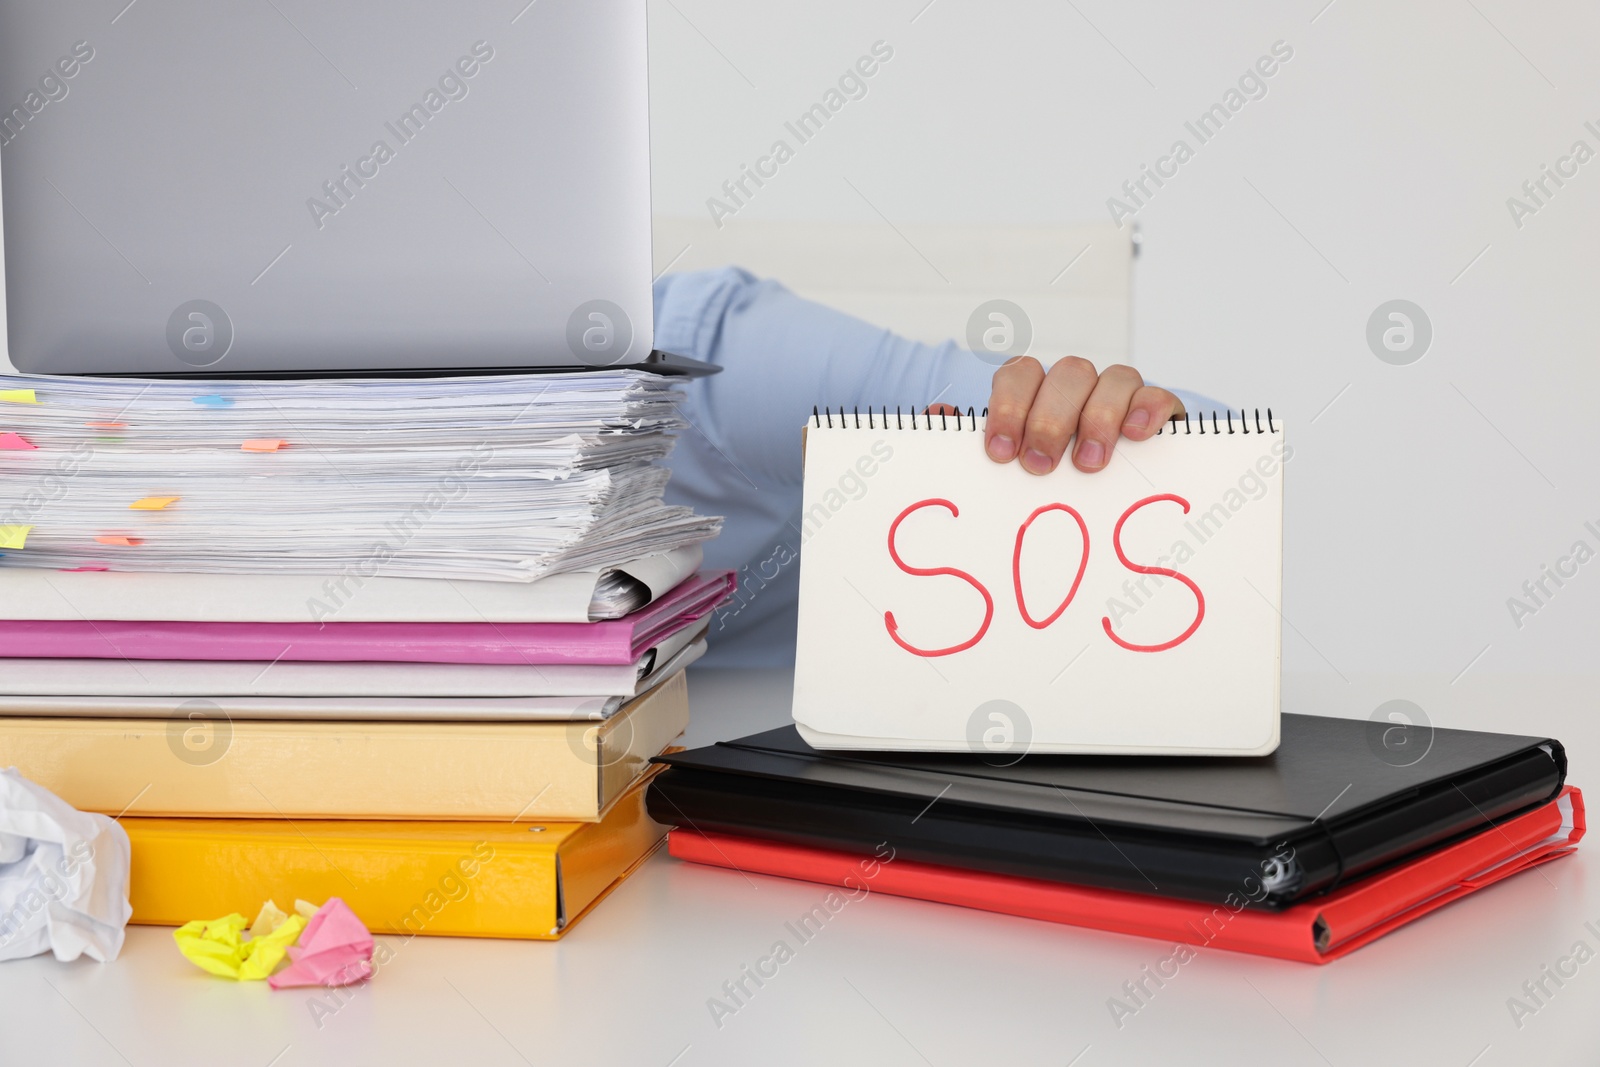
[173,899,313,981]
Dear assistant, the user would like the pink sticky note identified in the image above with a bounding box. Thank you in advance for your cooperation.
[267,898,374,990]
[0,432,36,451]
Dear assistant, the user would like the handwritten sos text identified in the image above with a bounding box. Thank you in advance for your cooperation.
[883,494,1206,658]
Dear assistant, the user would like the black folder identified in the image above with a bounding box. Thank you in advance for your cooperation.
[647,714,1566,908]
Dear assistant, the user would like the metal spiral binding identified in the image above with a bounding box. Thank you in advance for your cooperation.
[1155,409,1276,435]
[810,406,982,430]
[810,406,1278,433]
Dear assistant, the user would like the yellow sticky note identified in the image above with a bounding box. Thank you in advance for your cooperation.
[0,525,31,550]
[173,909,307,981]
[172,913,251,979]
[239,914,307,981]
[130,496,180,511]
[0,389,38,404]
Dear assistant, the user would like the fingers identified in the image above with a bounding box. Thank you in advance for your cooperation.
[984,357,1045,463]
[1020,356,1099,474]
[1121,385,1183,441]
[984,358,1181,475]
[1070,364,1144,471]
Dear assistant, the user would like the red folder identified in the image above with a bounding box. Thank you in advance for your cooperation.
[669,786,1584,964]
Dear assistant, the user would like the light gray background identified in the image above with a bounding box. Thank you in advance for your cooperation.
[1,1,1597,1064]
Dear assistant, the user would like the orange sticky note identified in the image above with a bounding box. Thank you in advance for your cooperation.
[87,421,127,431]
[130,496,180,511]
[0,390,38,404]
[241,439,287,453]
[0,525,32,550]
[95,535,144,547]
[0,432,36,451]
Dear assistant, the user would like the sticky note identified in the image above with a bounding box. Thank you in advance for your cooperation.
[86,421,127,431]
[250,899,291,940]
[0,432,36,451]
[0,390,38,404]
[61,565,109,572]
[193,395,234,408]
[0,526,31,550]
[130,496,180,511]
[95,535,143,547]
[173,910,308,982]
[267,898,374,990]
[241,439,287,453]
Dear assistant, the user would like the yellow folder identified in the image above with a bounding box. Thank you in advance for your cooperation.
[0,671,686,821]
[126,767,670,940]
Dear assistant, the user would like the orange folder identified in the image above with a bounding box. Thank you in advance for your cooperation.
[126,768,670,940]
[670,786,1583,963]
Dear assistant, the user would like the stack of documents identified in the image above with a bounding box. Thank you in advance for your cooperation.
[0,372,719,580]
[0,371,733,939]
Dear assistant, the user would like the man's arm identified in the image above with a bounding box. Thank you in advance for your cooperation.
[657,267,1211,485]
[654,266,998,490]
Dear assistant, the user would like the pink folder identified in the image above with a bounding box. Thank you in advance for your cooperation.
[0,571,734,665]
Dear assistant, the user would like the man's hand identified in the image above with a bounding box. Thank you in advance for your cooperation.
[982,356,1183,475]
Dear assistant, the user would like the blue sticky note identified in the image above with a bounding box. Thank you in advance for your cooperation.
[193,395,235,408]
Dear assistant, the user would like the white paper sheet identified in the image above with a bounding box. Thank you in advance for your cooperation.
[792,414,1284,754]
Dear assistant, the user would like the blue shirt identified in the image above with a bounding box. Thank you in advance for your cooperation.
[655,266,1219,667]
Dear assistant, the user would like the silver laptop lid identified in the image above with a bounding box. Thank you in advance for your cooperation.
[0,0,652,375]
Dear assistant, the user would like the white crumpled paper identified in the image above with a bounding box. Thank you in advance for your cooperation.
[0,768,132,962]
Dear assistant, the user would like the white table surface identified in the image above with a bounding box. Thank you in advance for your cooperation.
[3,666,1596,1067]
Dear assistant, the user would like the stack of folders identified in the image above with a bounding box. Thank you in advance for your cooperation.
[0,372,733,939]
[649,717,1581,962]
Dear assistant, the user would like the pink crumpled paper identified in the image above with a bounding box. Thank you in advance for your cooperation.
[266,897,374,989]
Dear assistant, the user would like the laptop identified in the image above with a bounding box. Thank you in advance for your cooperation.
[0,0,681,376]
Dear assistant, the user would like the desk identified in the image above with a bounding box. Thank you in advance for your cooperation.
[3,668,1595,1067]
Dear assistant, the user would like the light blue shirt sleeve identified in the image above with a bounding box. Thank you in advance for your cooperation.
[654,266,1222,667]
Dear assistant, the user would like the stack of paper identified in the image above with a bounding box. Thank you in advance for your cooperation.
[0,371,733,939]
[0,371,719,580]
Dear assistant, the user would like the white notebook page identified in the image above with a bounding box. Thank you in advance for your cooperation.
[792,411,1285,755]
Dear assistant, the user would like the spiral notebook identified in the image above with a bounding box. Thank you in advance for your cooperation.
[793,408,1287,754]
